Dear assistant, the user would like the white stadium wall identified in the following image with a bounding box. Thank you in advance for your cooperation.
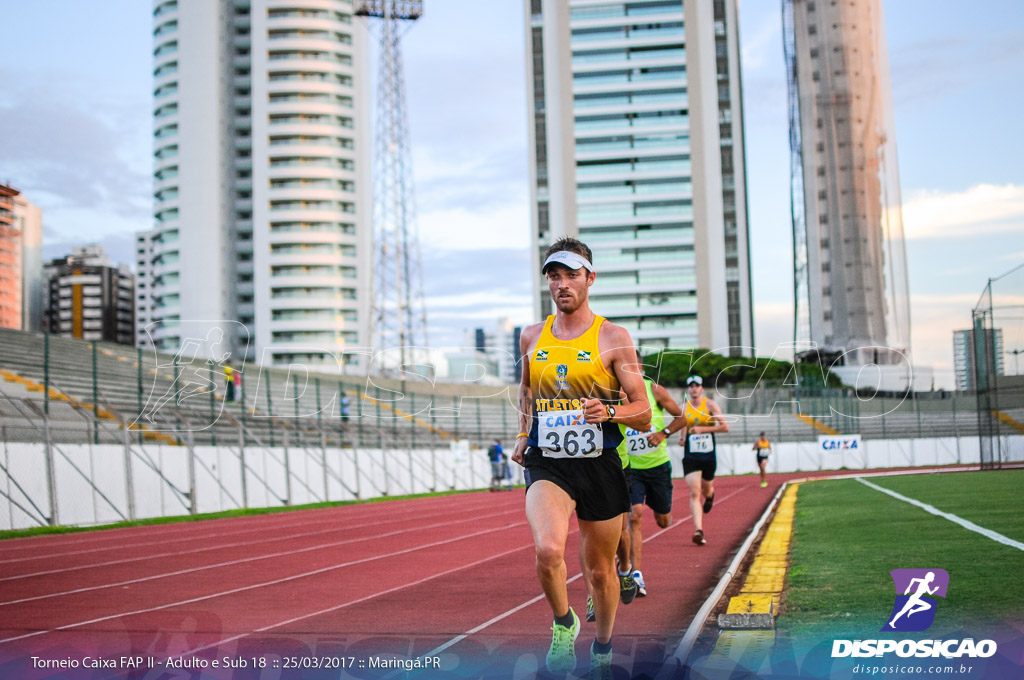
[2,436,1020,531]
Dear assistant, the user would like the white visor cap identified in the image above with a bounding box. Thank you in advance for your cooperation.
[542,250,596,274]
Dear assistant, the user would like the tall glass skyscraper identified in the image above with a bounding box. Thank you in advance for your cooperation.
[525,0,753,354]
[785,0,911,367]
[141,0,372,370]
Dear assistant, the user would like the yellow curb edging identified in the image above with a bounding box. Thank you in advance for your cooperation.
[721,483,800,622]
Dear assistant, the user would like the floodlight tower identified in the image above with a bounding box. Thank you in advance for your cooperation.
[356,0,428,372]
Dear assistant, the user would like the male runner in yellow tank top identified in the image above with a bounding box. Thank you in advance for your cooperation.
[679,375,728,546]
[511,237,651,679]
[753,432,771,487]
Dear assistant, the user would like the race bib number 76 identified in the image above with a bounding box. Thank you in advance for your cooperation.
[688,433,714,454]
[539,410,603,458]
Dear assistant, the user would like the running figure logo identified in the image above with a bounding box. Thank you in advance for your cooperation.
[882,569,949,632]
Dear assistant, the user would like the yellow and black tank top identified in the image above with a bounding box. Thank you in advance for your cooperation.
[527,315,622,451]
[683,397,717,459]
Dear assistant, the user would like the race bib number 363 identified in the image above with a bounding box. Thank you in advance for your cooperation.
[539,410,603,458]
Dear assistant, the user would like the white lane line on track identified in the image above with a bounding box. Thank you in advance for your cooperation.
[0,493,503,569]
[180,541,547,659]
[856,477,1024,551]
[184,484,745,665]
[179,483,722,662]
[416,486,749,661]
[0,514,387,564]
[0,493,506,554]
[0,508,523,607]
[0,511,339,554]
[0,519,528,645]
[0,493,503,561]
[0,499,516,585]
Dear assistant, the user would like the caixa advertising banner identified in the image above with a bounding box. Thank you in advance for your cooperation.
[818,434,862,452]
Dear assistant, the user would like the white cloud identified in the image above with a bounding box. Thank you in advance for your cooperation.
[751,301,795,361]
[427,290,530,312]
[901,183,1024,240]
[907,295,969,389]
[418,203,530,251]
[905,291,1024,389]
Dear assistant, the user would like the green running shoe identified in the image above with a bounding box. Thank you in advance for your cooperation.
[546,607,580,673]
[586,596,595,622]
[588,640,613,680]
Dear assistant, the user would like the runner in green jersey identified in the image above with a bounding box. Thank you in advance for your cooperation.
[617,356,683,596]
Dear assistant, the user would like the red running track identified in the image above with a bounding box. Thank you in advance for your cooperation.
[0,471,858,679]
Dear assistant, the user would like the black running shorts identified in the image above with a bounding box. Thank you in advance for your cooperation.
[682,455,716,481]
[628,462,673,515]
[756,453,769,463]
[524,447,630,522]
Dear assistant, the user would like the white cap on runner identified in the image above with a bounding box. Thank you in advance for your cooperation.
[542,250,596,274]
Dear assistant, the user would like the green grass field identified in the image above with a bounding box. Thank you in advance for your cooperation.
[783,469,1024,637]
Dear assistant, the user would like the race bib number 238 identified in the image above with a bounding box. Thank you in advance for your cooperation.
[624,427,655,455]
[539,410,603,458]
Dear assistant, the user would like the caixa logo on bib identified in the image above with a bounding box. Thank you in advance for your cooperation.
[832,568,997,659]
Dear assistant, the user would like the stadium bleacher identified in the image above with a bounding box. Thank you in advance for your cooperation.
[2,327,1007,452]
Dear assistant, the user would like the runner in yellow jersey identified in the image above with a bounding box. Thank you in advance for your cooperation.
[616,351,683,596]
[511,237,651,678]
[753,431,771,487]
[679,375,728,546]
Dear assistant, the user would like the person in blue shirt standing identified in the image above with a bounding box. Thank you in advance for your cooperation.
[488,438,505,491]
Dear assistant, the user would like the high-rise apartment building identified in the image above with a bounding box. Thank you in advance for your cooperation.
[0,183,43,332]
[785,0,910,367]
[143,0,372,370]
[14,193,43,332]
[43,246,135,345]
[134,230,157,348]
[953,328,1003,392]
[0,184,19,330]
[470,317,524,383]
[524,0,753,353]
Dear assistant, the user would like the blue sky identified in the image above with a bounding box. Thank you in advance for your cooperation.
[0,0,1021,388]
